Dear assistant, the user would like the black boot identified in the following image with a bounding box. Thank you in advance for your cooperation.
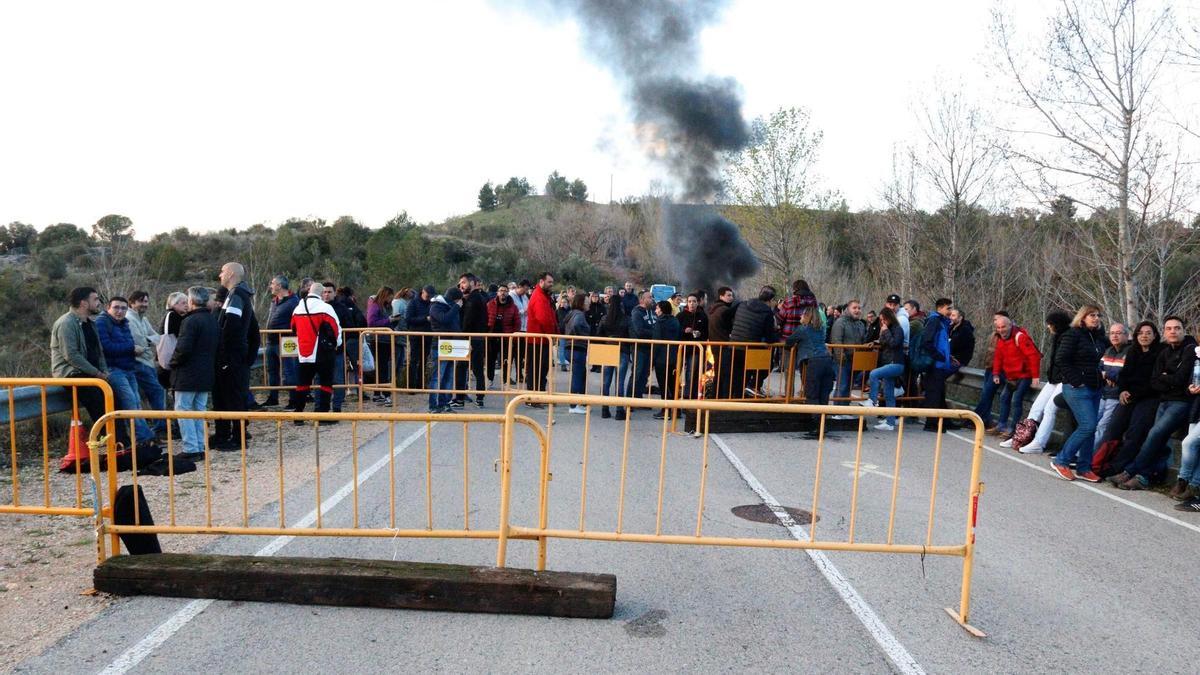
[614,408,627,421]
[601,406,611,419]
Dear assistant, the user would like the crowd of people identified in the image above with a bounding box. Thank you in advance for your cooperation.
[968,307,1200,511]
[46,261,1199,512]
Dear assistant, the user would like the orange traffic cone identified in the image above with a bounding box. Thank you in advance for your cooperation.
[58,420,90,473]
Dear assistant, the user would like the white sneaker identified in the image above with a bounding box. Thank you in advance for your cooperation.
[894,387,905,396]
[1018,443,1044,454]
[874,421,896,431]
[569,406,588,414]
[857,399,876,407]
[999,438,1014,448]
[831,414,855,421]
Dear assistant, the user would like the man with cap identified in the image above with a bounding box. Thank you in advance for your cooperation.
[869,294,910,347]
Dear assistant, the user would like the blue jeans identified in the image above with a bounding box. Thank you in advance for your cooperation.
[805,356,835,406]
[428,360,455,410]
[317,352,346,411]
[133,361,167,434]
[632,345,651,399]
[265,342,298,395]
[834,357,854,405]
[996,377,1032,433]
[617,351,632,396]
[1055,385,1101,473]
[174,390,209,455]
[1127,400,1193,482]
[868,363,905,425]
[973,369,1004,426]
[1179,423,1200,486]
[108,368,155,442]
[1093,398,1119,448]
[557,339,569,366]
[569,347,588,394]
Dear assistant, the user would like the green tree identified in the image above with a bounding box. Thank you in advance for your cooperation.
[93,214,133,245]
[0,222,38,253]
[478,182,498,211]
[495,176,532,208]
[569,179,589,202]
[365,219,438,290]
[145,243,186,280]
[545,171,570,200]
[35,223,90,252]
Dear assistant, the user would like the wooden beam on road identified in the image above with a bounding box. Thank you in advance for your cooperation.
[94,553,616,619]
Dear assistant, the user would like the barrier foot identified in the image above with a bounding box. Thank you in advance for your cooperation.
[944,607,986,638]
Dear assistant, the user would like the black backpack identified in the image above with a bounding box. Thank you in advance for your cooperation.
[303,298,337,365]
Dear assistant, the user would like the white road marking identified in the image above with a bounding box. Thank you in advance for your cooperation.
[97,424,432,675]
[712,434,926,675]
[947,431,1200,536]
[840,460,895,480]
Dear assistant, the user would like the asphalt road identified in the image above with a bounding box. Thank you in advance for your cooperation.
[16,375,1200,674]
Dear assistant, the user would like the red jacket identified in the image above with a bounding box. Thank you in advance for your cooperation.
[526,285,558,337]
[486,297,520,334]
[992,326,1041,379]
[290,293,342,363]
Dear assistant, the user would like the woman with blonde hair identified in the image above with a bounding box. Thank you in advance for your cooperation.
[1050,304,1107,482]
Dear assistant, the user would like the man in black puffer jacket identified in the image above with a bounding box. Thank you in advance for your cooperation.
[1114,316,1198,490]
[728,286,779,398]
[460,275,489,407]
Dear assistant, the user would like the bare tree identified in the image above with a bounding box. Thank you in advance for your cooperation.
[912,85,1003,300]
[993,0,1175,325]
[877,149,924,299]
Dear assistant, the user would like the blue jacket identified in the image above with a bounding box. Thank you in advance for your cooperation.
[95,313,138,371]
[266,293,299,331]
[922,313,955,372]
[428,297,462,332]
[406,295,432,331]
[785,323,830,361]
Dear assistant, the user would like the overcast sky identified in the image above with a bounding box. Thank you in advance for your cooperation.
[0,0,1144,237]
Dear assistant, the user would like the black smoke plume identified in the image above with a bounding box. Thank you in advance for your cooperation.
[537,0,761,291]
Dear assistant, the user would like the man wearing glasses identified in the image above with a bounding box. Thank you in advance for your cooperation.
[94,296,157,445]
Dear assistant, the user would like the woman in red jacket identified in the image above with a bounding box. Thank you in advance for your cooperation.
[486,285,521,385]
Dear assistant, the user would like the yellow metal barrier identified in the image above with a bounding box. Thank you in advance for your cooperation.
[359,329,883,405]
[85,409,549,563]
[257,327,391,411]
[497,393,987,635]
[1,378,113,518]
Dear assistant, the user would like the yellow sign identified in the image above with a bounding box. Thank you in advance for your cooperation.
[280,336,300,358]
[437,339,470,361]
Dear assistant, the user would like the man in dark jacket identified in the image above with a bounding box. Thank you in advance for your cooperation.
[459,275,489,407]
[427,288,464,413]
[708,287,736,398]
[628,291,657,400]
[95,296,155,443]
[211,262,259,450]
[728,286,779,397]
[406,285,435,390]
[322,282,354,412]
[920,298,959,431]
[948,308,976,372]
[620,281,638,316]
[263,274,299,407]
[170,287,219,460]
[1116,317,1198,489]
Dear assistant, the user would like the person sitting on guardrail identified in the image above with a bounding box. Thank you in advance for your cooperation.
[289,283,343,423]
[1111,317,1197,490]
[1094,323,1130,448]
[948,308,976,374]
[51,286,131,448]
[1172,385,1200,511]
[1004,310,1071,454]
[829,299,867,410]
[991,314,1040,443]
[95,296,157,446]
[169,287,219,460]
[1096,321,1163,478]
[428,287,464,414]
[861,307,906,431]
[127,290,167,438]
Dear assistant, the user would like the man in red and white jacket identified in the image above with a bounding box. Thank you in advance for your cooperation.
[288,288,342,419]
